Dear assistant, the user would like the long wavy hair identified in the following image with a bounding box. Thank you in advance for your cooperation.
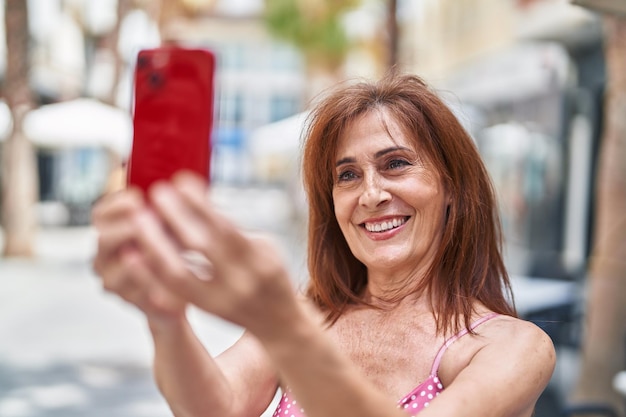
[301,73,516,334]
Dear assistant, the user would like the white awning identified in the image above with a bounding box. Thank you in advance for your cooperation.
[246,111,309,183]
[443,42,572,106]
[248,111,309,156]
[18,98,133,156]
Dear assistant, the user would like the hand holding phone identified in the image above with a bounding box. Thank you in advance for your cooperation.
[127,46,216,194]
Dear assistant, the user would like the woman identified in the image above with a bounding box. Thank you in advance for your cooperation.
[92,73,555,417]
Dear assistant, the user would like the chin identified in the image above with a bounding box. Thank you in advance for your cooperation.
[360,251,413,270]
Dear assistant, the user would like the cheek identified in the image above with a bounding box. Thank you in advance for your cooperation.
[411,190,448,226]
[332,191,353,229]
[427,201,449,233]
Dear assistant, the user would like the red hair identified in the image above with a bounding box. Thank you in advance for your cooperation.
[301,73,516,334]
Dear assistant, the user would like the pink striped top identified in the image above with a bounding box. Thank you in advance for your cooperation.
[272,313,499,417]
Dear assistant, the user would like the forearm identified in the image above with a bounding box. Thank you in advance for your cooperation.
[258,304,405,417]
[149,316,234,417]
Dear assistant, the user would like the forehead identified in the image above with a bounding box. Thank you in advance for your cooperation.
[336,109,415,155]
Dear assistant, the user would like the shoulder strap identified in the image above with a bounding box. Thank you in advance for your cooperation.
[430,312,500,375]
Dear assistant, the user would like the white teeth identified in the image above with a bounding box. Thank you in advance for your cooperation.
[365,217,407,233]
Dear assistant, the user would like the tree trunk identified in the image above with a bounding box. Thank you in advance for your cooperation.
[570,15,626,417]
[1,0,38,257]
[386,0,398,71]
[102,0,133,107]
[157,0,186,42]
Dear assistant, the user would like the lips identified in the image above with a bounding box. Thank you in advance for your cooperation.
[362,216,410,233]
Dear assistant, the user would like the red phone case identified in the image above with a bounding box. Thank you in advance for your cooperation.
[127,46,216,193]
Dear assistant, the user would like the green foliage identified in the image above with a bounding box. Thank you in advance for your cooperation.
[264,0,361,69]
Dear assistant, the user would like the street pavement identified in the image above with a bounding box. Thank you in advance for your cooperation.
[0,185,306,417]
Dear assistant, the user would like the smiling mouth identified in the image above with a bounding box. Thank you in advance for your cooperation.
[362,216,410,233]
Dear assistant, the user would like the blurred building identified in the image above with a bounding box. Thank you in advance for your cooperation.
[402,0,604,283]
[0,0,308,225]
[400,2,606,413]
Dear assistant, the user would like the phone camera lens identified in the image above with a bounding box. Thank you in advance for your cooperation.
[137,55,149,69]
[149,72,164,88]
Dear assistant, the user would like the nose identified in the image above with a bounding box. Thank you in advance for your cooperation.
[358,173,391,208]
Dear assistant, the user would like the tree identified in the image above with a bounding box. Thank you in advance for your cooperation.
[263,0,361,96]
[1,0,38,257]
[264,0,359,70]
[569,14,626,417]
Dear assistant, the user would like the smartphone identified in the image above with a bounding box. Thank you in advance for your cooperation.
[127,46,216,194]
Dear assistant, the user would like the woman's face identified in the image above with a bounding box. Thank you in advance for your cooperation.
[332,110,449,279]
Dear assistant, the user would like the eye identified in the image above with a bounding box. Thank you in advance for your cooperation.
[337,169,357,182]
[388,159,411,170]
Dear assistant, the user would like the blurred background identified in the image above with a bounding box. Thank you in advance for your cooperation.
[0,0,625,416]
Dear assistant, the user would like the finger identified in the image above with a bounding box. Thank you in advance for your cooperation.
[90,187,198,313]
[100,246,144,298]
[94,194,182,280]
[173,172,238,238]
[131,208,193,282]
[127,190,224,307]
[92,187,144,227]
[102,247,184,316]
[148,181,231,260]
[94,218,141,269]
[92,195,151,278]
[171,174,252,258]
[127,207,219,308]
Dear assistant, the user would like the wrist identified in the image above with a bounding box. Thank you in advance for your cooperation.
[147,312,189,336]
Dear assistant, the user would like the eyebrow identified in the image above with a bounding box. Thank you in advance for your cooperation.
[335,146,412,167]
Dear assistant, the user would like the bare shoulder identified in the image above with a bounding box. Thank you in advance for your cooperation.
[487,315,555,354]
[438,314,557,415]
[447,313,556,374]
[476,314,557,379]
